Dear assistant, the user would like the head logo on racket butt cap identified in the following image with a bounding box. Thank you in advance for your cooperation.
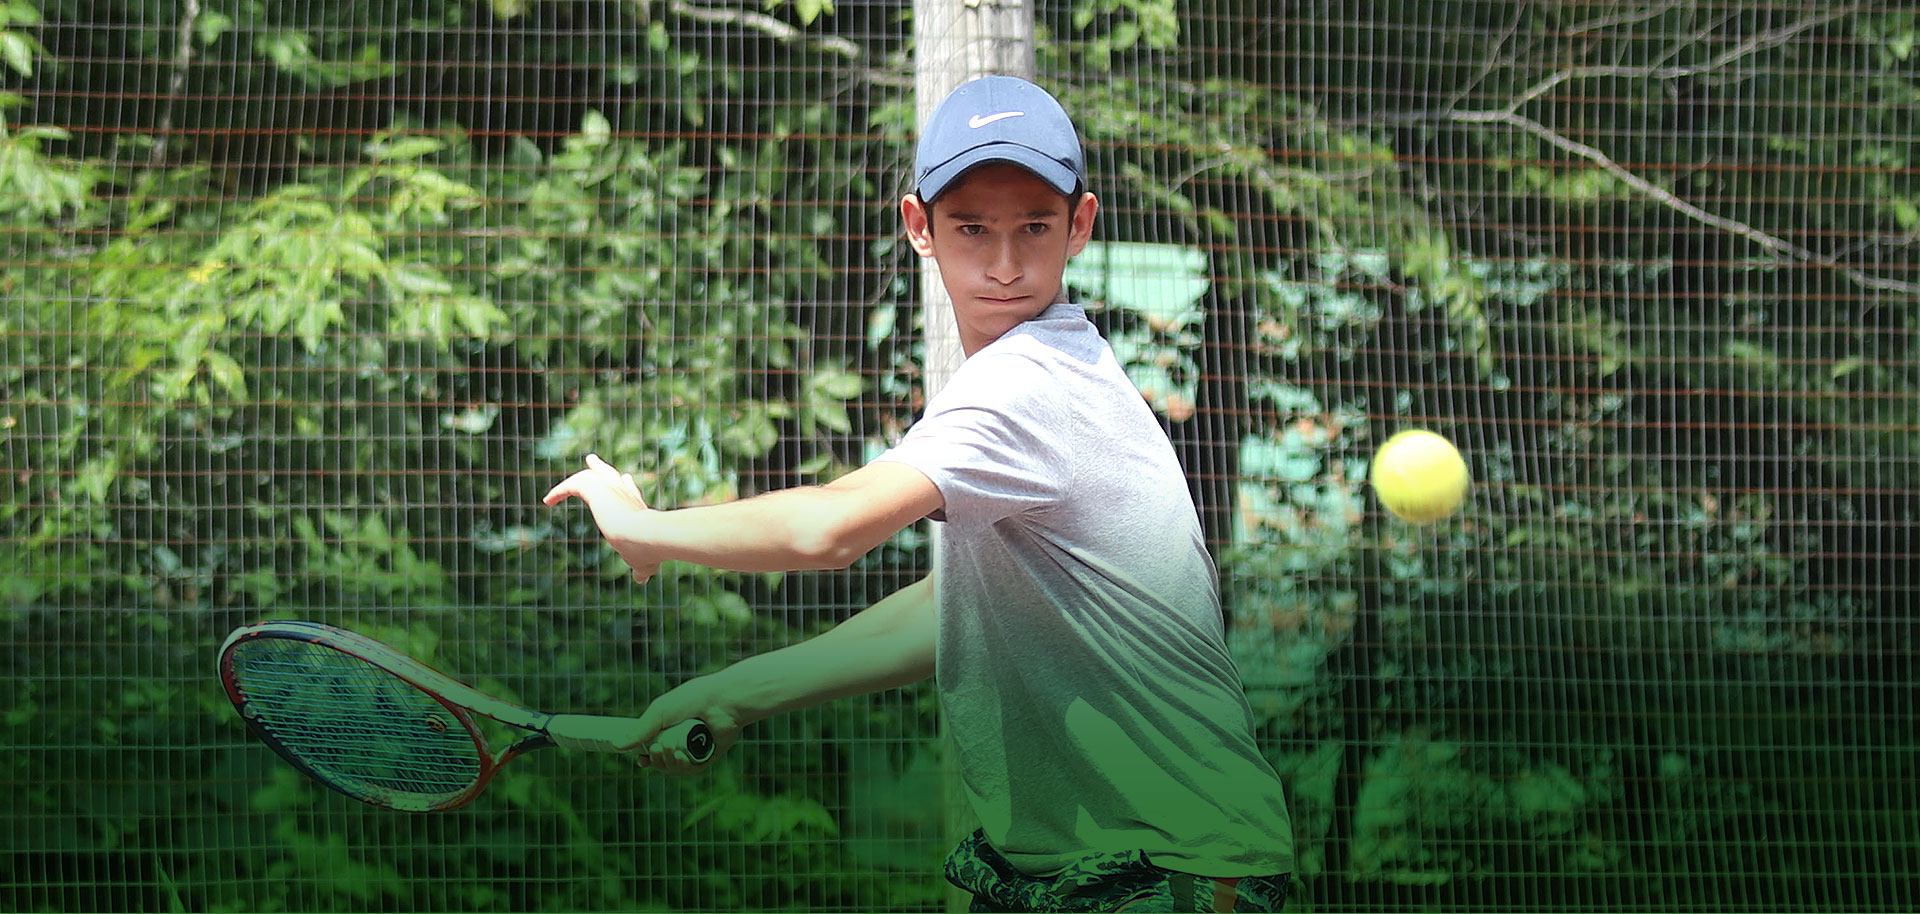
[686,725,714,760]
[914,75,1086,204]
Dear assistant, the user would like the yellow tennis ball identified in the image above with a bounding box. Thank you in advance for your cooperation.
[1370,430,1470,523]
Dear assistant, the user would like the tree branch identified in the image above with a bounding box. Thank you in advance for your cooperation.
[668,0,861,60]
[1447,107,1918,296]
[1437,6,1913,296]
[1564,0,1685,37]
[1495,7,1856,116]
[149,0,201,168]
[1442,0,1532,115]
[660,1,909,88]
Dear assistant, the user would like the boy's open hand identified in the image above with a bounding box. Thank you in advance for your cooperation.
[543,453,663,584]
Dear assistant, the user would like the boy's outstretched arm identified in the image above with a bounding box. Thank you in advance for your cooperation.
[605,575,939,773]
[544,454,942,581]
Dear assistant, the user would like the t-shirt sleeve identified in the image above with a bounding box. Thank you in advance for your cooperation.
[871,351,1066,527]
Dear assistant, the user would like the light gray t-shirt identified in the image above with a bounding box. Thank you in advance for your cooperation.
[875,303,1294,878]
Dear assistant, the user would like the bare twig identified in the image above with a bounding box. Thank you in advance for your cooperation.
[1644,10,1738,74]
[669,0,861,59]
[1433,6,1912,295]
[1443,1,1533,115]
[1493,7,1854,116]
[1448,107,1919,295]
[1565,0,1685,36]
[149,0,201,168]
[662,0,909,88]
[1832,230,1920,262]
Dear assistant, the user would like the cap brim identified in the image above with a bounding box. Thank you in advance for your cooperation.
[917,144,1080,203]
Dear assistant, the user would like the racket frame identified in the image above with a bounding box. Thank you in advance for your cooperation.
[221,620,569,812]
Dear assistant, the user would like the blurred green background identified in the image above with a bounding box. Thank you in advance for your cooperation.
[2,1,1915,910]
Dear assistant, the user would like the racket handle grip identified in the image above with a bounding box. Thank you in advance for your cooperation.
[547,714,715,763]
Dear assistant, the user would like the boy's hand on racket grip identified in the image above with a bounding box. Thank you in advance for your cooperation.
[628,674,741,774]
[547,715,716,767]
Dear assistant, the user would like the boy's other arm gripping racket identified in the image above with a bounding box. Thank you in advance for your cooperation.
[219,620,713,812]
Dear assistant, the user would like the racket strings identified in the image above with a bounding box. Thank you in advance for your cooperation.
[229,640,484,809]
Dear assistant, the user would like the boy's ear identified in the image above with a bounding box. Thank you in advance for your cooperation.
[901,194,937,257]
[1066,192,1100,258]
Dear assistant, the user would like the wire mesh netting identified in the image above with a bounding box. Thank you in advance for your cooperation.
[2,1,1915,911]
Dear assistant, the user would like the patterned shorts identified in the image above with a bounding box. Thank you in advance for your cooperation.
[944,829,1295,913]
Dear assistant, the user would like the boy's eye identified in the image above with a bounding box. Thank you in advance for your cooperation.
[1025,222,1051,235]
[958,224,985,236]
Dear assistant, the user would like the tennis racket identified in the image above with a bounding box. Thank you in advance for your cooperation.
[218,620,713,812]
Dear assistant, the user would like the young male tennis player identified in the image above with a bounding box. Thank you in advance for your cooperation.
[545,75,1294,912]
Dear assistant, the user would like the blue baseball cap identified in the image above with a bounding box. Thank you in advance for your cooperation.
[914,76,1086,203]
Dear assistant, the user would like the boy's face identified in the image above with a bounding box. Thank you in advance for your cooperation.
[902,162,1099,355]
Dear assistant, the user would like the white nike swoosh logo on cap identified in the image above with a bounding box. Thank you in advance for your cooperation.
[968,111,1025,129]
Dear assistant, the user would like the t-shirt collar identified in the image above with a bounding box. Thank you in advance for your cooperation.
[1033,301,1085,323]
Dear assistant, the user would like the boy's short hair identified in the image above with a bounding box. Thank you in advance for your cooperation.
[914,76,1087,204]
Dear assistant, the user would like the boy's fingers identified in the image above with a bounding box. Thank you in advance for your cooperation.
[583,457,647,501]
[544,468,627,504]
[587,454,624,480]
[642,746,690,775]
[542,470,596,505]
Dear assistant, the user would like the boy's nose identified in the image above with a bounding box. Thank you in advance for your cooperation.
[986,240,1022,284]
